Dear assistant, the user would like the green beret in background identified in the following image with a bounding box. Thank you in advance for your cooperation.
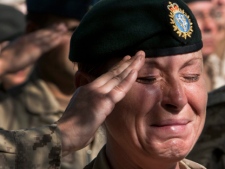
[0,4,25,42]
[69,0,203,63]
[26,0,94,21]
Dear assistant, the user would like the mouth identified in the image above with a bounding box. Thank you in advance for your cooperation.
[151,119,190,127]
[202,35,214,46]
[149,119,191,137]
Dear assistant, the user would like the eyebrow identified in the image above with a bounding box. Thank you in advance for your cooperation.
[144,57,203,69]
[180,57,203,69]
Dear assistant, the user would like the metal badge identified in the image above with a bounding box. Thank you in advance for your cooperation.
[167,1,193,39]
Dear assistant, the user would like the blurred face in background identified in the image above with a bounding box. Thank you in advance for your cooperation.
[1,66,33,90]
[212,0,225,47]
[188,1,218,58]
[0,41,33,90]
[213,0,225,23]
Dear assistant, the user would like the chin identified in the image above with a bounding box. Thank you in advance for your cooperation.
[146,138,193,161]
[202,48,214,57]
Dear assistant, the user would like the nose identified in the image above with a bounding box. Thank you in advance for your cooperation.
[161,79,187,113]
[202,16,216,33]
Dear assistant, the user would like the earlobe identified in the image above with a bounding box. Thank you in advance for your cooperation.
[74,71,92,88]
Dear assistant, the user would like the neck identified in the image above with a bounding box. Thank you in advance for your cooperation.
[216,34,225,59]
[45,80,74,109]
[36,63,75,93]
[105,135,180,169]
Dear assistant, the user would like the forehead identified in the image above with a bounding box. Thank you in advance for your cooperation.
[106,51,203,72]
[188,1,215,11]
[143,51,203,67]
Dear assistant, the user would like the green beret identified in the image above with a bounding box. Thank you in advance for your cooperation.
[26,0,94,20]
[0,4,25,42]
[69,0,203,63]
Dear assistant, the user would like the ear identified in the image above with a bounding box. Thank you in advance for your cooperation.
[74,71,93,88]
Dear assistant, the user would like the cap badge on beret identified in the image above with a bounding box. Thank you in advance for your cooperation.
[167,1,193,39]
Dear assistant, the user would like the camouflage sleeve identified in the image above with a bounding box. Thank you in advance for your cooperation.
[0,124,62,169]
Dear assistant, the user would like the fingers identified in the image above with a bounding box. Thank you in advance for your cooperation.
[29,23,68,53]
[91,55,131,87]
[1,23,68,74]
[87,50,145,105]
[106,51,145,103]
[57,51,145,154]
[91,51,145,89]
[102,51,145,93]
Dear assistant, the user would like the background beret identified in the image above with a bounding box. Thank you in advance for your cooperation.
[26,0,94,20]
[0,4,25,42]
[69,0,203,63]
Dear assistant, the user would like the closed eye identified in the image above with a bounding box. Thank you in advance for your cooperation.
[136,77,157,84]
[183,74,200,82]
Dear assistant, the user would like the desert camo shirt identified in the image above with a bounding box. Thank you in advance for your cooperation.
[84,146,206,169]
[0,124,61,169]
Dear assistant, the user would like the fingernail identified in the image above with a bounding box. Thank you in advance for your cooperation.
[123,55,131,60]
[54,23,67,31]
[136,50,145,59]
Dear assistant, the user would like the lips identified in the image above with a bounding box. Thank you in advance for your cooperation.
[151,119,190,127]
[202,35,214,46]
[148,119,192,137]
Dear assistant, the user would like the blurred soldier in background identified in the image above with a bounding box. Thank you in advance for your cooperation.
[187,84,225,169]
[186,1,225,168]
[212,0,225,81]
[0,0,105,169]
[184,0,225,91]
[0,4,33,92]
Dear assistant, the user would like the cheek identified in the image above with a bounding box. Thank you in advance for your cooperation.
[105,83,162,144]
[185,80,207,117]
[184,80,207,140]
[129,83,162,114]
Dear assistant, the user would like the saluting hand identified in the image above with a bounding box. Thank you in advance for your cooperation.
[0,23,67,76]
[58,51,145,156]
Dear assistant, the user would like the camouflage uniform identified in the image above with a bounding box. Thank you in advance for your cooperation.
[84,146,206,169]
[0,124,61,169]
[0,77,106,169]
[187,85,225,169]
